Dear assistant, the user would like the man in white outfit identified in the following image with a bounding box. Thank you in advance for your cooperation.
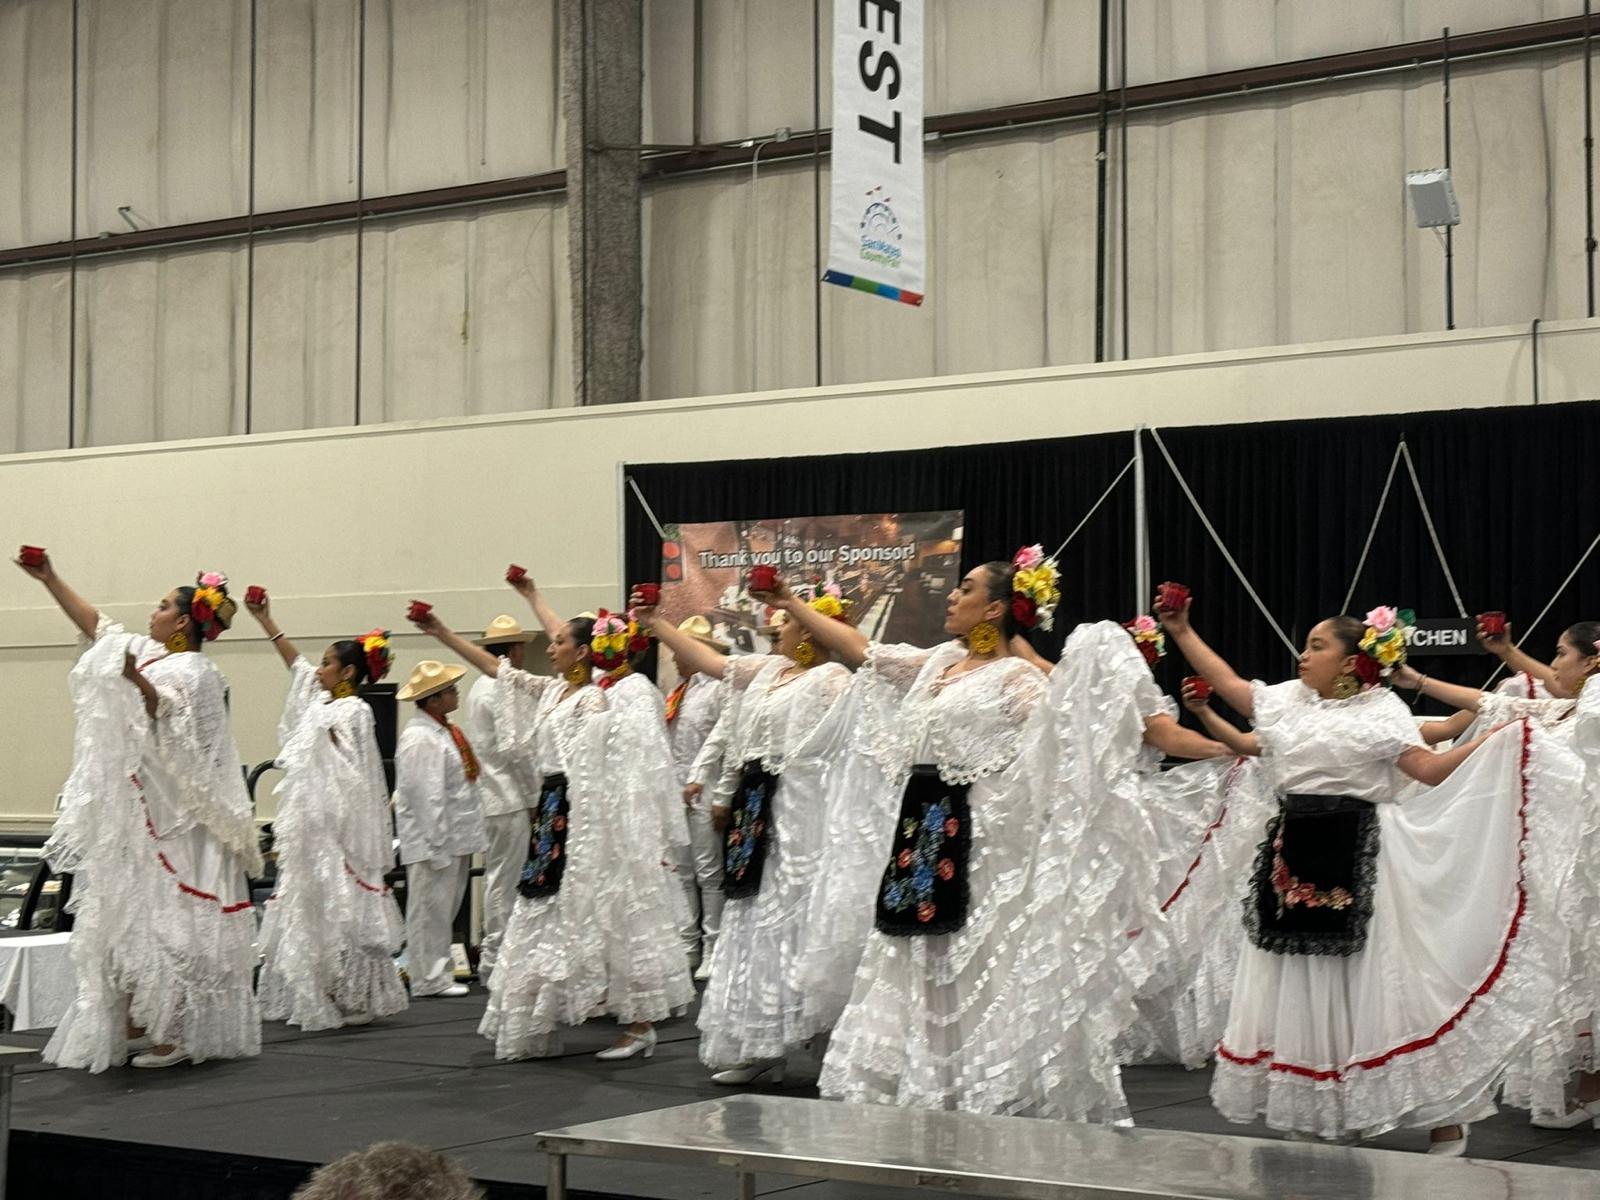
[668,616,731,980]
[459,615,540,985]
[394,661,488,998]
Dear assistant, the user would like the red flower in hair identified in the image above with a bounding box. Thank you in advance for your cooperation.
[1353,654,1381,687]
[191,597,215,626]
[1011,594,1037,628]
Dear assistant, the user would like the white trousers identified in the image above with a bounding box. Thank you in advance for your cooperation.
[479,810,532,981]
[405,856,470,995]
[676,798,726,959]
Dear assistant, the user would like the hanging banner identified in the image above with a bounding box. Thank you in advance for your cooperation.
[655,511,962,663]
[823,0,926,306]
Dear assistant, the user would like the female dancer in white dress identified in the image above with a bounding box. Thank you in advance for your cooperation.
[19,555,261,1071]
[246,597,406,1030]
[413,579,692,1060]
[1393,620,1600,1129]
[1166,599,1583,1154]
[639,582,854,1084]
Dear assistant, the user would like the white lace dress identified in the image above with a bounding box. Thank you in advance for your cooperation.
[257,659,406,1029]
[816,643,1046,1109]
[479,670,694,1059]
[45,618,263,1071]
[1484,686,1600,1121]
[698,655,853,1068]
[1211,679,1583,1138]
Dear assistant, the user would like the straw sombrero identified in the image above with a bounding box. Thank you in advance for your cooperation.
[474,614,537,646]
[679,615,731,653]
[396,660,467,701]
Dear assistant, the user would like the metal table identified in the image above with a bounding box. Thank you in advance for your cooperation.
[0,1044,41,1200]
[537,1095,1598,1200]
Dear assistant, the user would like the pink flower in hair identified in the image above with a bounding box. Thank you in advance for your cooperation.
[1013,544,1044,570]
[1128,613,1159,634]
[820,581,842,600]
[1364,605,1397,634]
[198,571,227,589]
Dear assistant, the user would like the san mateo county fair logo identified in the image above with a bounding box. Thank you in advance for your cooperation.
[858,185,903,272]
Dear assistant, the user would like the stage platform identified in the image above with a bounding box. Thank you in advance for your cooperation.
[7,989,1600,1199]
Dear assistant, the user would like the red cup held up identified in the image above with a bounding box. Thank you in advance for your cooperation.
[245,585,268,607]
[506,564,528,584]
[748,564,779,593]
[634,582,661,606]
[1183,675,1213,701]
[407,600,433,623]
[18,545,46,568]
[1156,581,1192,613]
[1477,611,1508,636]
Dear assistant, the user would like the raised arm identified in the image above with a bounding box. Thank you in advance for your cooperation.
[1391,663,1485,714]
[1159,597,1255,718]
[15,553,99,640]
[632,594,728,680]
[410,609,502,678]
[1142,713,1231,760]
[1398,726,1502,787]
[758,578,869,669]
[1182,683,1261,757]
[243,591,300,670]
[1482,620,1557,688]
[509,575,564,640]
[1418,708,1475,746]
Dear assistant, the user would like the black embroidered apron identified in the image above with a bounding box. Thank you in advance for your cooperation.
[874,765,973,936]
[1246,793,1379,956]
[723,760,776,899]
[518,772,570,899]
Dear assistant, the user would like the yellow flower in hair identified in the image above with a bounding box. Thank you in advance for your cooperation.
[812,595,843,619]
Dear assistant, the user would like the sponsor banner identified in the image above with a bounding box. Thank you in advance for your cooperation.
[656,511,963,660]
[824,0,926,305]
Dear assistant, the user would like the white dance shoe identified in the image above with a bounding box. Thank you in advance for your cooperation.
[1426,1125,1470,1157]
[415,982,470,998]
[125,1034,154,1054]
[595,1028,658,1061]
[340,1011,375,1027]
[711,1059,785,1086]
[1532,1100,1600,1129]
[131,1046,191,1069]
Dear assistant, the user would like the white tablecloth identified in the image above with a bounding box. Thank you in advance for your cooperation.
[0,933,75,1031]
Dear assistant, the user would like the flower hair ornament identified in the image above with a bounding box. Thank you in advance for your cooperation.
[793,579,855,623]
[1353,605,1413,690]
[1125,613,1167,667]
[591,609,651,685]
[1010,545,1061,632]
[189,571,237,642]
[360,628,395,683]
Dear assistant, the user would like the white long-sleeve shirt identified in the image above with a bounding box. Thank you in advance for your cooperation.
[394,714,488,866]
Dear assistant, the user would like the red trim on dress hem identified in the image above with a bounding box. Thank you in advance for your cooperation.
[1216,720,1534,1082]
[344,862,392,895]
[133,775,254,915]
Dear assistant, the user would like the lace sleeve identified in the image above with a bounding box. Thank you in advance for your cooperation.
[493,666,558,755]
[862,642,937,696]
[150,659,261,871]
[1001,659,1048,725]
[1363,689,1427,757]
[725,654,783,693]
[276,657,321,753]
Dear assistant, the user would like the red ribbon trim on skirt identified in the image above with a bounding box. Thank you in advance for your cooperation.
[131,773,255,915]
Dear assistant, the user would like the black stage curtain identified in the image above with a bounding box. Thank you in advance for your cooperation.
[626,400,1600,721]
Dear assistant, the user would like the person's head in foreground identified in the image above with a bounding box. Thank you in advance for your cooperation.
[292,1141,484,1200]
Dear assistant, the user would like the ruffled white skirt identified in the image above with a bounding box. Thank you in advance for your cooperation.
[818,769,1042,1111]
[257,796,406,1030]
[1212,721,1582,1138]
[699,759,830,1068]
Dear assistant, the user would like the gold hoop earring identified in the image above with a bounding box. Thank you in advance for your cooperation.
[331,681,356,699]
[165,630,190,654]
[564,662,589,687]
[791,639,816,668]
[1577,674,1590,696]
[1332,672,1360,700]
[967,622,1001,655]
